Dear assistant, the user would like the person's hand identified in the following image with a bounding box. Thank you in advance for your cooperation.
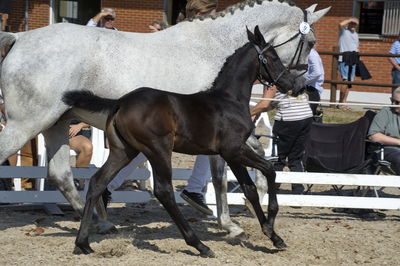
[268,85,278,94]
[100,10,114,18]
[69,124,83,138]
[350,18,359,25]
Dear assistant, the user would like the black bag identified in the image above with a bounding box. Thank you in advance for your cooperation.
[356,60,372,80]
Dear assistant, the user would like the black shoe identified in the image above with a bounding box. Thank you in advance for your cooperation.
[291,184,304,194]
[180,189,213,216]
[101,188,112,210]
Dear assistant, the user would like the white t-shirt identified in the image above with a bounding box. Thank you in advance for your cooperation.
[338,28,359,61]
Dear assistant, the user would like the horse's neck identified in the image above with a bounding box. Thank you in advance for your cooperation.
[171,1,298,56]
[211,44,258,104]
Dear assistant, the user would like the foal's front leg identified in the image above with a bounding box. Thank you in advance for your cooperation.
[224,145,286,249]
[209,155,244,237]
[147,153,215,258]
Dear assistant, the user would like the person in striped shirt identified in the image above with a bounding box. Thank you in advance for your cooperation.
[251,86,313,193]
[388,35,400,92]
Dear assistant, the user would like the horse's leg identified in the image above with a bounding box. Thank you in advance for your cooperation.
[146,150,214,258]
[209,155,244,238]
[224,144,286,249]
[0,121,39,164]
[43,122,115,234]
[75,145,138,254]
[245,135,268,214]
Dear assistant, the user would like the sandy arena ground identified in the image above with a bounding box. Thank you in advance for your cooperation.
[0,152,399,265]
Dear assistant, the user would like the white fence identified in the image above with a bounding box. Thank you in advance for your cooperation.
[1,111,400,214]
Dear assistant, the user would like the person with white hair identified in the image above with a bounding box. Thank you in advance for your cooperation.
[86,8,117,30]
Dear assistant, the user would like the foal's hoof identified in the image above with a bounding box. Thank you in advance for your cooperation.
[200,249,216,258]
[74,244,95,255]
[96,220,118,234]
[273,238,288,249]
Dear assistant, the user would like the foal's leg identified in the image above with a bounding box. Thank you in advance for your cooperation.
[224,145,286,249]
[146,150,214,258]
[209,155,244,237]
[75,147,138,254]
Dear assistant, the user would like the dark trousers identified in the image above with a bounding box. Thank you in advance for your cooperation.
[383,146,400,175]
[392,68,400,93]
[305,86,321,115]
[272,117,313,172]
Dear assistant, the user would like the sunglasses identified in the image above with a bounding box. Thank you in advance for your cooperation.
[391,97,400,105]
[104,16,115,21]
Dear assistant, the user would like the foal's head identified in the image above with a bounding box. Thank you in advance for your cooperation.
[247,26,295,94]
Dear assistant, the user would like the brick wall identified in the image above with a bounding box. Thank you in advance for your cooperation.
[9,0,49,32]
[297,0,393,93]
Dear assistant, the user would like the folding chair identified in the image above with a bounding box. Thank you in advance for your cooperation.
[303,112,374,195]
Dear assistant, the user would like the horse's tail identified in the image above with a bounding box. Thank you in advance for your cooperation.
[62,90,119,114]
[0,32,17,48]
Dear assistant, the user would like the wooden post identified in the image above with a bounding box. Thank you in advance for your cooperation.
[330,46,339,107]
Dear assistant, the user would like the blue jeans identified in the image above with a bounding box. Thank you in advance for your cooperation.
[391,68,400,92]
[338,62,356,81]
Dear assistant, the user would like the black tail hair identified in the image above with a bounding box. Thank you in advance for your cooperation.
[62,90,119,114]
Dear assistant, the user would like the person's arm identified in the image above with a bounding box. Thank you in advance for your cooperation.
[87,10,114,26]
[339,18,358,30]
[369,133,400,146]
[306,50,324,85]
[69,122,90,138]
[389,42,400,71]
[388,57,400,71]
[250,86,277,120]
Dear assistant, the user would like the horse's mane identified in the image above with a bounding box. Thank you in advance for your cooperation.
[185,0,296,22]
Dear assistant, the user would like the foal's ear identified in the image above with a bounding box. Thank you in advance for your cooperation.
[254,25,266,46]
[246,26,255,43]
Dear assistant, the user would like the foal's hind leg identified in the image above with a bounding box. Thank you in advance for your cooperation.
[224,145,286,249]
[209,155,244,238]
[146,150,214,258]
[75,146,138,254]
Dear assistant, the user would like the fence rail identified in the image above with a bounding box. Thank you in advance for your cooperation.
[319,48,400,104]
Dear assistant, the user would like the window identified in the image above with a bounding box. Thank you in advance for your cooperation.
[51,0,100,25]
[356,1,400,37]
[59,1,78,20]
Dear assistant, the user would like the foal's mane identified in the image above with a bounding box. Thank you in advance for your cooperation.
[185,0,296,22]
[207,42,254,92]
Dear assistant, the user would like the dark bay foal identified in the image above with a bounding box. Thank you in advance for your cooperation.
[63,26,295,257]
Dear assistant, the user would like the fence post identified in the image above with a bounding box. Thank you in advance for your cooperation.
[330,46,339,107]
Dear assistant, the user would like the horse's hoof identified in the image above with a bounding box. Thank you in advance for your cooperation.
[200,249,216,258]
[96,220,118,234]
[227,230,246,239]
[273,238,288,249]
[224,224,244,238]
[74,244,95,255]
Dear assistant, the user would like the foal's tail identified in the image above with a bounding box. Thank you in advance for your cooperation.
[62,90,119,114]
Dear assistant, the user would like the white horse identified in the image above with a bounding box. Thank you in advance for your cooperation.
[0,0,329,234]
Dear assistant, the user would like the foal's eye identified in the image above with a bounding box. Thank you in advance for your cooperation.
[308,40,315,48]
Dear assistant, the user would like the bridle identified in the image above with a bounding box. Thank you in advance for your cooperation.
[251,10,313,89]
[253,42,287,88]
[272,10,313,78]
